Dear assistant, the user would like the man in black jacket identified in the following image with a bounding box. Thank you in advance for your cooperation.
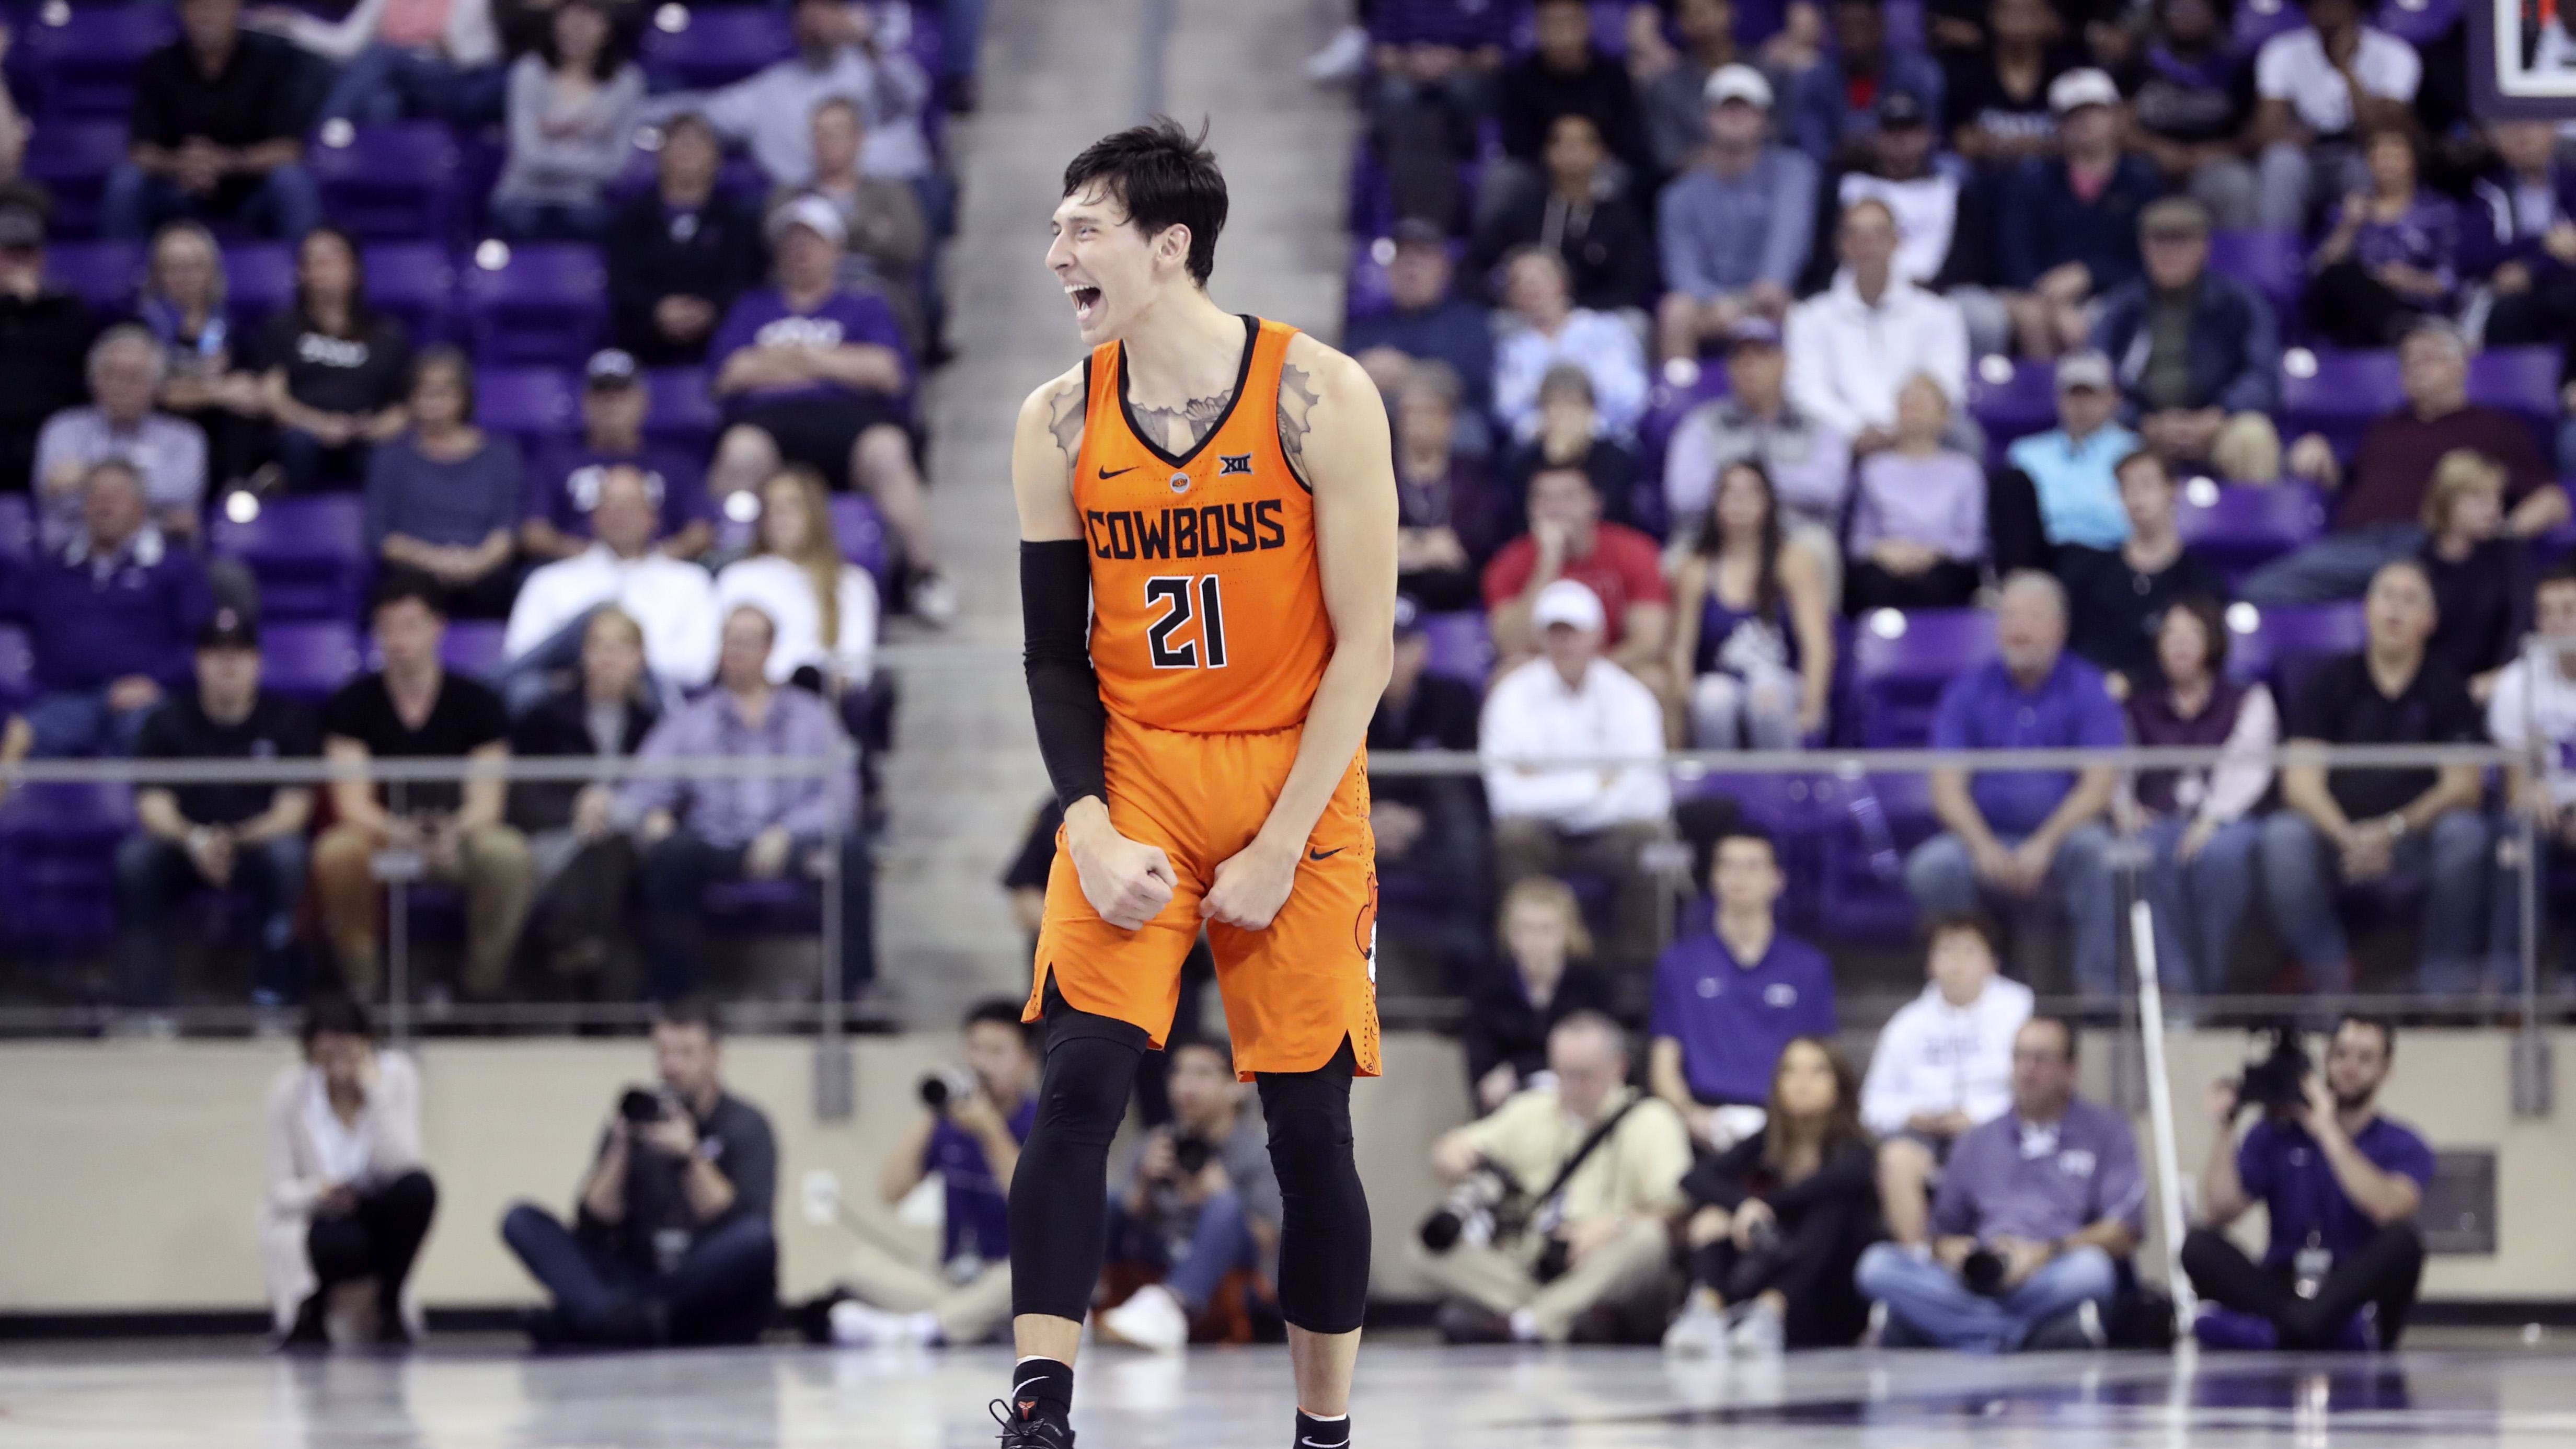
[1370,597,1488,986]
[510,608,660,989]
[1467,112,1655,312]
[1496,0,1653,189]
[605,113,767,367]
[0,190,98,491]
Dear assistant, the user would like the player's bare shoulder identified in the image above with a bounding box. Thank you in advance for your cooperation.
[1014,361,1091,478]
[1276,332,1390,496]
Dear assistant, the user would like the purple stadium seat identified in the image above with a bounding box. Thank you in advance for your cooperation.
[1418,609,1492,686]
[2279,348,2406,455]
[2174,480,2328,577]
[2467,346,2562,430]
[0,781,138,952]
[1347,237,1395,324]
[220,243,297,333]
[1967,357,2058,463]
[474,365,581,447]
[19,3,173,119]
[1347,146,1394,244]
[826,494,890,585]
[361,242,458,346]
[256,619,365,702]
[2206,230,2303,323]
[2231,0,2305,54]
[462,243,607,366]
[2225,601,2366,698]
[42,240,144,314]
[441,620,506,679]
[1639,364,1729,484]
[640,5,794,89]
[1816,770,1942,945]
[19,118,128,238]
[0,494,30,561]
[644,367,722,456]
[1848,607,1997,747]
[704,878,822,934]
[0,623,31,710]
[209,495,369,622]
[311,123,462,241]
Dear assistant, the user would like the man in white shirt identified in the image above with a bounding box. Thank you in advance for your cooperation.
[1784,197,1970,458]
[2250,0,2422,233]
[502,464,718,712]
[2487,562,2576,990]
[1482,578,1673,967]
[647,0,933,187]
[1493,249,1650,443]
[1860,911,2036,1246]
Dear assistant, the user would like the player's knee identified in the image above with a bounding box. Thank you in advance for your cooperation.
[1029,1027,1143,1148]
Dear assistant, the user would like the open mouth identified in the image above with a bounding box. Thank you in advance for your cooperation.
[1068,285,1103,325]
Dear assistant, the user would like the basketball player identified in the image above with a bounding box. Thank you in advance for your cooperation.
[996,119,1397,1448]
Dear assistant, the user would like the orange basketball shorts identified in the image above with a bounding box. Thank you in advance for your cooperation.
[1026,711,1382,1081]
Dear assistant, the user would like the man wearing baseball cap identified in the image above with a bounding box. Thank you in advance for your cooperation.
[1662,317,1852,596]
[1996,70,2161,359]
[1479,578,1674,968]
[2002,349,2141,553]
[1654,64,1818,365]
[705,193,952,624]
[523,349,714,565]
[119,607,318,1009]
[1789,0,1945,167]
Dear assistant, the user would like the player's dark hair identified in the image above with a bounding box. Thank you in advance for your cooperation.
[1063,116,1228,286]
[964,996,1040,1050]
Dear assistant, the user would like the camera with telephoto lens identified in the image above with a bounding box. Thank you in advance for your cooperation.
[1961,1246,2010,1297]
[618,1087,665,1124]
[1170,1133,1215,1178]
[918,1066,976,1112]
[2235,1025,2314,1117]
[1418,1159,1528,1254]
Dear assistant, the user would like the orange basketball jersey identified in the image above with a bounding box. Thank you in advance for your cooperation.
[1073,315,1332,735]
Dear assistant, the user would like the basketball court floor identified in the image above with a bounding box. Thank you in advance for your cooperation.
[4,1337,2570,1447]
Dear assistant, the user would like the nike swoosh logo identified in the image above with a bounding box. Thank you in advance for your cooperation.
[1301,1439,1346,1448]
[1097,464,1140,479]
[1307,847,1343,861]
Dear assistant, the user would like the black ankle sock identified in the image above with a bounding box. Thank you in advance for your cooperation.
[1295,1409,1351,1447]
[1010,1356,1074,1424]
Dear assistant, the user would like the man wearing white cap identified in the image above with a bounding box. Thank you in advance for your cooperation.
[1995,71,2164,360]
[705,193,952,625]
[1654,64,1818,365]
[1480,578,1674,968]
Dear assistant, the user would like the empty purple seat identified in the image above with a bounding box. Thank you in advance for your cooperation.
[1347,146,1394,244]
[2280,349,2406,455]
[826,494,890,586]
[361,242,458,346]
[0,781,138,951]
[20,4,173,119]
[1847,607,1996,748]
[1967,358,2058,463]
[1816,770,1942,944]
[644,366,722,456]
[1347,237,1396,324]
[2231,0,2305,54]
[474,365,581,447]
[1418,609,1492,686]
[209,495,369,622]
[704,878,822,934]
[19,118,128,238]
[0,623,31,710]
[256,619,365,702]
[2175,481,2328,576]
[462,243,607,367]
[312,123,462,240]
[441,620,507,679]
[0,494,29,562]
[43,240,144,314]
[640,6,793,89]
[2206,229,2303,323]
[221,242,297,333]
[2467,346,2561,430]
[2226,601,2365,699]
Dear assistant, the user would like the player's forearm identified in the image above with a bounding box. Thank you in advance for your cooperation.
[1252,639,1392,856]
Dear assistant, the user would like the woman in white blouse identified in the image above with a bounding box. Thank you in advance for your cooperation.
[712,467,882,703]
[261,996,435,1348]
[2115,596,2277,995]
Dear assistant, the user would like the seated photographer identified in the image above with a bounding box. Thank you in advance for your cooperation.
[1649,828,1837,1154]
[2183,1016,2431,1351]
[262,996,435,1349]
[811,999,1037,1348]
[1855,1017,2143,1352]
[1417,1012,1693,1345]
[500,998,778,1348]
[1091,1037,1285,1353]
[1662,1036,1879,1357]
[1860,911,2033,1247]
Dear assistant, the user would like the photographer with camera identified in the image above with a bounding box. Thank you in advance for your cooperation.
[500,997,778,1348]
[810,999,1038,1347]
[1855,1017,2143,1352]
[1417,1011,1693,1344]
[2183,1016,2431,1351]
[1088,1037,1285,1352]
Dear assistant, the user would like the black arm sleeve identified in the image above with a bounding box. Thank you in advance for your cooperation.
[1022,539,1110,811]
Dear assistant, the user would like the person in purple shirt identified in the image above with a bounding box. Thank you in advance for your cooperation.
[706,195,949,624]
[1904,572,2125,994]
[523,349,714,565]
[617,603,870,1000]
[1650,829,1839,1149]
[0,459,213,757]
[813,998,1038,1348]
[1856,1016,2144,1351]
[2186,1016,2431,1350]
[2305,125,2462,348]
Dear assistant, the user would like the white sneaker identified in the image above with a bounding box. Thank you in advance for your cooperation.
[1304,23,1368,82]
[1098,1284,1189,1353]
[907,570,959,628]
[827,1300,932,1348]
[1662,1294,1729,1355]
[1726,1300,1785,1356]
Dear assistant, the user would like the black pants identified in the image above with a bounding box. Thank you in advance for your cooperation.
[2305,260,2436,349]
[527,835,638,979]
[305,1169,439,1321]
[1690,1197,1876,1348]
[2181,1222,2425,1348]
[2485,274,2576,364]
[637,830,876,999]
[1987,468,2051,577]
[1845,559,1982,614]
